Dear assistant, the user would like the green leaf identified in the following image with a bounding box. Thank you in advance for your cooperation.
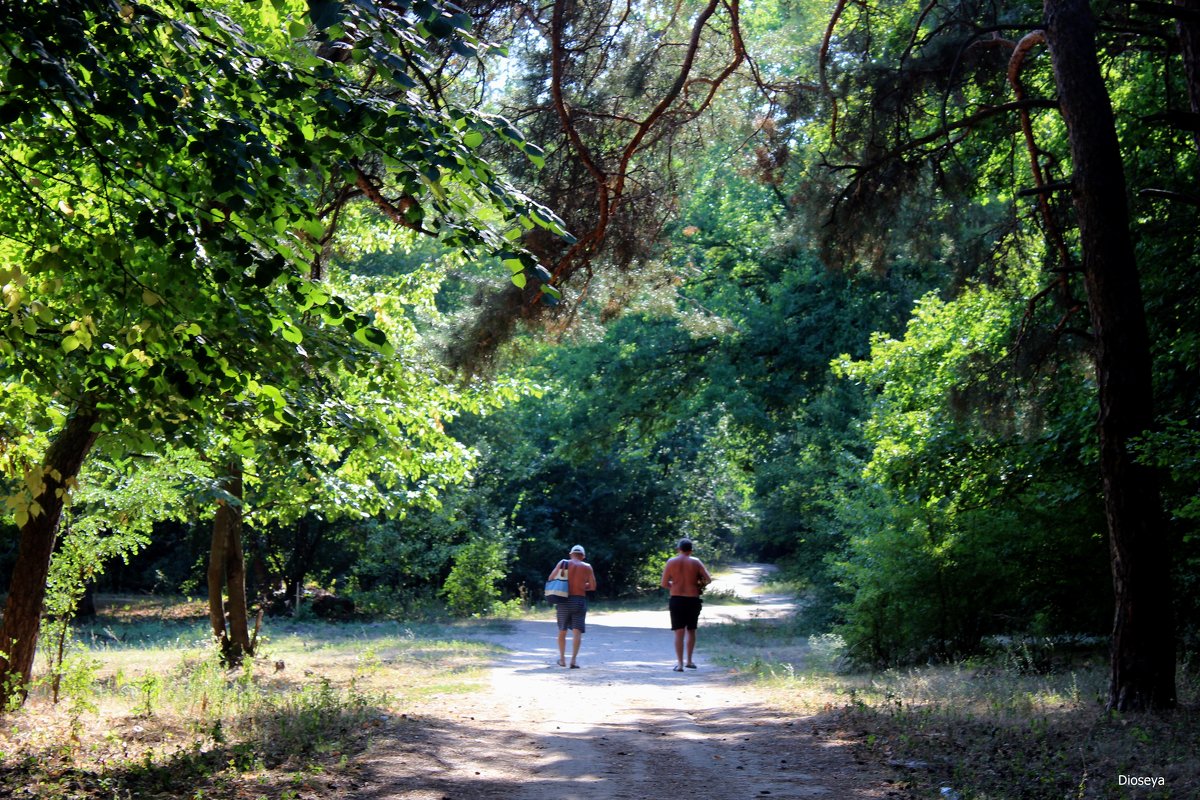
[308,1,344,30]
[450,39,476,58]
[391,70,418,89]
[259,383,286,408]
[523,143,546,168]
[301,218,325,239]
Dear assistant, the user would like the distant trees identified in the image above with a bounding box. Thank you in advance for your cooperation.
[834,278,1112,664]
[436,0,1200,715]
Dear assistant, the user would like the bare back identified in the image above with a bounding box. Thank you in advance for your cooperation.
[566,560,596,596]
[661,554,711,597]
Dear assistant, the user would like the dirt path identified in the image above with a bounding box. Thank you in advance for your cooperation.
[354,566,890,799]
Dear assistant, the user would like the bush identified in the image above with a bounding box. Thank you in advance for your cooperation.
[441,535,509,617]
[830,477,1111,667]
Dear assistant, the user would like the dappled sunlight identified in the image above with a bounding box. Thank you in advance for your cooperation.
[354,698,869,799]
[336,607,891,798]
[1,0,1196,797]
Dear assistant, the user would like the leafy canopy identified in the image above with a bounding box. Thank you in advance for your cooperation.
[0,0,567,521]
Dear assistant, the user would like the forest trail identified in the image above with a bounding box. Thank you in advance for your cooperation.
[353,565,891,799]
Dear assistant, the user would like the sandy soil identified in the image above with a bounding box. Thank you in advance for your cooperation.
[352,566,893,799]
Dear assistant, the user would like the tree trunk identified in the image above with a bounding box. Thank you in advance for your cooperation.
[1176,0,1200,164]
[224,472,251,655]
[207,498,230,644]
[284,514,324,613]
[207,465,252,665]
[1044,0,1177,711]
[0,406,100,708]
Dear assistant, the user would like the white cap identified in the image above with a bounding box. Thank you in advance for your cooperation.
[569,545,585,556]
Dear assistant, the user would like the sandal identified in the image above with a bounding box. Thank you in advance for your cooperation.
[672,665,684,672]
[557,658,566,667]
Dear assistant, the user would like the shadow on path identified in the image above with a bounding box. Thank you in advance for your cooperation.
[358,698,874,799]
[353,564,890,799]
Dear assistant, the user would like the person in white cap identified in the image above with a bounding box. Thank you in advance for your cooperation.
[548,545,596,667]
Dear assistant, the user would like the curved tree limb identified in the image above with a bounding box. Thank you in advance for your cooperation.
[351,162,423,233]
[548,0,738,285]
[1007,30,1074,274]
[819,0,849,152]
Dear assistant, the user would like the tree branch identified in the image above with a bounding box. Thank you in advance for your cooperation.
[351,163,424,233]
[1132,0,1200,24]
[1138,187,1200,204]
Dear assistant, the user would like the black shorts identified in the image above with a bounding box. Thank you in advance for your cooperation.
[556,596,587,632]
[669,596,703,631]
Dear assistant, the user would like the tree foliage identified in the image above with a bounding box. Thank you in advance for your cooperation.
[0,0,566,699]
[2,0,1197,718]
[444,0,757,370]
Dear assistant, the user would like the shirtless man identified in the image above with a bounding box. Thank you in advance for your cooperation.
[660,538,713,671]
[549,545,597,668]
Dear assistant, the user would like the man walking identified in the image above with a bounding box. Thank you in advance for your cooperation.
[550,544,596,668]
[660,538,712,671]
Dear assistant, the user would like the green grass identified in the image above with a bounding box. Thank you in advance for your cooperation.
[0,597,507,800]
[751,574,806,597]
[9,595,1197,800]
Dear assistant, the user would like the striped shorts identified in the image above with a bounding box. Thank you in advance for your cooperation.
[556,596,588,632]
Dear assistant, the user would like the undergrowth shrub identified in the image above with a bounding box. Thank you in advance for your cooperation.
[442,534,509,617]
[829,488,1111,667]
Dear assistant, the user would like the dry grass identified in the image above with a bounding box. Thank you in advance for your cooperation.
[7,598,1197,799]
[0,597,507,800]
[704,617,1200,799]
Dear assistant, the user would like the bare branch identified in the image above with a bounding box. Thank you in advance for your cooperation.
[351,163,424,234]
[1138,187,1200,204]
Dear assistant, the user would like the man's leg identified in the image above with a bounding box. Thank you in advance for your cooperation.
[673,628,685,668]
[570,629,583,666]
[557,629,567,666]
[685,628,697,667]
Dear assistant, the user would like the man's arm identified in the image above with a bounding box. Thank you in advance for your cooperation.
[660,561,673,589]
[548,560,566,581]
[585,565,597,592]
